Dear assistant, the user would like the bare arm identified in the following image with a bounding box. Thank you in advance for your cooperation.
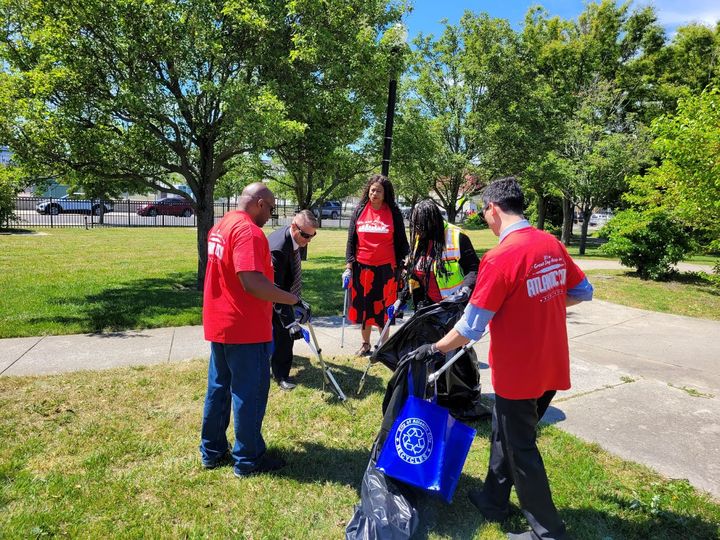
[238,271,298,305]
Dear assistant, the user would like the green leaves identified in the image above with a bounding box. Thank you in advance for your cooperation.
[627,88,720,252]
[601,208,693,280]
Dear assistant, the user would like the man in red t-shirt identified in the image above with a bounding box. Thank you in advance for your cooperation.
[200,182,310,478]
[408,178,593,540]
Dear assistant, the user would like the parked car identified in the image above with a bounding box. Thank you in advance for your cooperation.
[35,195,114,216]
[589,212,613,227]
[312,200,342,219]
[398,205,412,219]
[137,197,194,217]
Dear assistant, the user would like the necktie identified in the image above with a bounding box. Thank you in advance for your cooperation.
[290,248,302,297]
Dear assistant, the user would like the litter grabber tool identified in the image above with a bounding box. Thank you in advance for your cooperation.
[341,270,351,348]
[299,321,349,404]
[356,296,406,395]
[428,339,479,385]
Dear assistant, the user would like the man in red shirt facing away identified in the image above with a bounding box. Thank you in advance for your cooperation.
[200,182,310,477]
[408,178,593,539]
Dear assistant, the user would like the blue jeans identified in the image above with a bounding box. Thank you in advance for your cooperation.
[199,341,272,473]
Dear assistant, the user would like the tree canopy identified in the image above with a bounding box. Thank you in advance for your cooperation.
[1,0,718,282]
[626,88,720,251]
[0,0,404,286]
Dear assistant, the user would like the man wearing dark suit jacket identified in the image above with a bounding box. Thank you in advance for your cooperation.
[268,210,320,390]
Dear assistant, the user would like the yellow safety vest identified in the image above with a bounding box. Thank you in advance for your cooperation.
[411,222,465,298]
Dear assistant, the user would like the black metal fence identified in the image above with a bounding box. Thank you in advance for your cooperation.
[5,196,355,229]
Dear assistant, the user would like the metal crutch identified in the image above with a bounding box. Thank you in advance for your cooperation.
[341,273,350,348]
[300,321,348,403]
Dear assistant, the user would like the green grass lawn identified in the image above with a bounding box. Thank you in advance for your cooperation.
[1,227,718,338]
[1,356,718,539]
[585,269,720,320]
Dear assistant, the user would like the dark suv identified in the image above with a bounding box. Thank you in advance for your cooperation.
[314,200,342,219]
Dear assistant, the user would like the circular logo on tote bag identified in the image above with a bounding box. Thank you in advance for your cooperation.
[394,417,434,464]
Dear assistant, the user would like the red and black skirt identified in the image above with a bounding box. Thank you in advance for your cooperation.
[348,261,398,329]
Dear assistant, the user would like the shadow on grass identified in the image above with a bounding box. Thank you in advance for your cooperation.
[420,468,718,540]
[292,355,388,400]
[0,227,35,234]
[665,272,720,295]
[30,272,201,333]
[594,269,720,297]
[563,502,719,540]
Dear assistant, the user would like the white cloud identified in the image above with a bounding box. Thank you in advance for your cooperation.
[636,1,720,27]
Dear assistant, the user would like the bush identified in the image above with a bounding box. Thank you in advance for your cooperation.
[463,211,487,230]
[600,209,693,280]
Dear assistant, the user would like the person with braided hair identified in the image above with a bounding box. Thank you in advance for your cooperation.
[408,199,479,309]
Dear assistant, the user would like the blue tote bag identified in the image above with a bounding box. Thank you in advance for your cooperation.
[376,394,476,503]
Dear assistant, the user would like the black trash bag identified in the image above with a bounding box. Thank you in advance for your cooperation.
[372,291,490,421]
[346,351,431,540]
[346,295,492,539]
[345,461,419,540]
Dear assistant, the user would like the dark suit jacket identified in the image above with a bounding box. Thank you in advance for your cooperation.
[268,225,298,327]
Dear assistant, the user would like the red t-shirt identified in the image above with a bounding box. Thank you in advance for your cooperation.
[469,227,586,399]
[355,203,395,266]
[202,211,274,344]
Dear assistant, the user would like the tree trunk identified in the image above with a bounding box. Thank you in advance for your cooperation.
[561,196,573,246]
[578,207,592,255]
[536,196,547,230]
[195,187,216,291]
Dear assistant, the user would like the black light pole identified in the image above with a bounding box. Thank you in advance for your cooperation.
[381,78,397,177]
[380,23,407,178]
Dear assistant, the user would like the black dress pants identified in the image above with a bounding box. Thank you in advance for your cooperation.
[482,390,567,540]
[270,316,293,381]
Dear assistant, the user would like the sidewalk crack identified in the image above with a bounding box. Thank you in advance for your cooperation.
[554,378,638,403]
[0,336,47,376]
[569,312,649,341]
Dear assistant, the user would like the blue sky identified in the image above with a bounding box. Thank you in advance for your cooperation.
[404,1,720,40]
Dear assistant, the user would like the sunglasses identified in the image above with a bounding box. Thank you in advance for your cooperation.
[295,223,316,240]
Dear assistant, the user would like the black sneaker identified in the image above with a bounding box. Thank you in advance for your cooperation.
[202,450,231,470]
[468,488,510,522]
[234,455,287,478]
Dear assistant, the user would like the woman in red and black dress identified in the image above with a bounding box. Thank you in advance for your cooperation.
[344,174,409,356]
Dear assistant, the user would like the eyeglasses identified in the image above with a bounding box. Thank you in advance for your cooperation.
[483,202,491,214]
[294,223,316,240]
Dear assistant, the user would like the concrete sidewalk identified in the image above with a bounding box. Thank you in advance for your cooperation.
[1,300,719,501]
